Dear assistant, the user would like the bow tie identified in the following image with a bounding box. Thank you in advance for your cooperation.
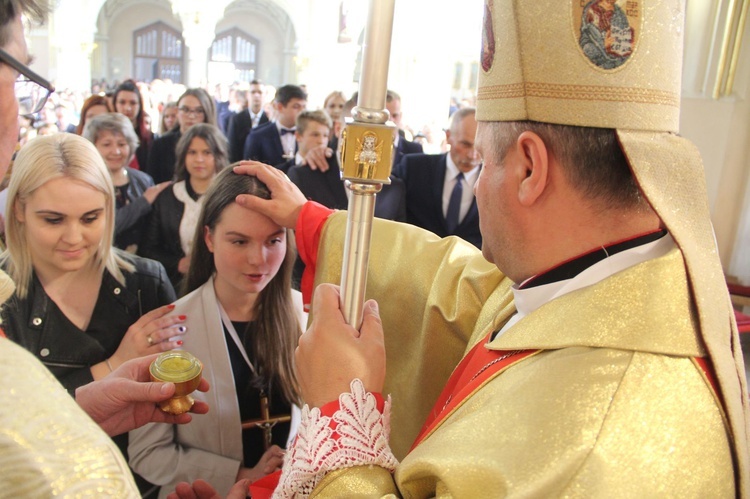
[280,128,296,136]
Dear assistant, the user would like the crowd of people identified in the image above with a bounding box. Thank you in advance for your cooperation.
[0,0,748,497]
[5,73,482,274]
[20,76,457,157]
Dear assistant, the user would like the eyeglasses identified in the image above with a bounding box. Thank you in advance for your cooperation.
[0,48,54,117]
[179,106,205,117]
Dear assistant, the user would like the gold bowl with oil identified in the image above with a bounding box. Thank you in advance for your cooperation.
[149,350,203,415]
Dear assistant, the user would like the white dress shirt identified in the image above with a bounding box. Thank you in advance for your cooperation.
[249,110,263,128]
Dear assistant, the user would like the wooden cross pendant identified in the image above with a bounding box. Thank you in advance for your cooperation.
[241,393,291,450]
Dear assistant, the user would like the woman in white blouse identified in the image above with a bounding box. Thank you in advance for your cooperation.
[129,168,306,497]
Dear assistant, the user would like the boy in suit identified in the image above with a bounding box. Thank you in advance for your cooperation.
[243,84,306,165]
[276,109,330,174]
[287,110,405,222]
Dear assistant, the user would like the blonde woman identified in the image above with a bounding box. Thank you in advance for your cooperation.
[0,133,186,492]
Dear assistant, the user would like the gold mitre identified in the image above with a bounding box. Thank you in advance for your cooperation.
[476,0,681,131]
[476,0,750,492]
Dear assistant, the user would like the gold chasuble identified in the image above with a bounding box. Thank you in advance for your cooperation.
[0,272,140,497]
[309,215,736,497]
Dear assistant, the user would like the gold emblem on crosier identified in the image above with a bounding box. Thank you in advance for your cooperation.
[353,131,382,180]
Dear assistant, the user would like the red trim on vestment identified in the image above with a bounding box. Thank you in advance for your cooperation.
[295,201,335,308]
[694,356,720,399]
[411,332,538,450]
[733,309,750,334]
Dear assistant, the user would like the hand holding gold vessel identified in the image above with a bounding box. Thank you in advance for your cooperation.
[76,353,209,436]
[149,350,204,415]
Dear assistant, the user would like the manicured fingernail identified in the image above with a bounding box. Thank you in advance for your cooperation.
[177,340,184,346]
[167,304,176,310]
[178,326,187,333]
[178,315,186,320]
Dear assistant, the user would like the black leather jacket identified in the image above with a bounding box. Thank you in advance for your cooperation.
[1,253,175,394]
[114,166,156,251]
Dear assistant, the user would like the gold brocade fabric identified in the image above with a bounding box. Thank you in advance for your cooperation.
[0,287,139,498]
[311,214,735,498]
[315,214,513,460]
[618,131,750,489]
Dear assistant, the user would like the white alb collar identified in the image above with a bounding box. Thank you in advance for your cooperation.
[497,233,676,338]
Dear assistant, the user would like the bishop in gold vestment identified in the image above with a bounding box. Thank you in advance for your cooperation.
[267,0,749,496]
[304,215,737,497]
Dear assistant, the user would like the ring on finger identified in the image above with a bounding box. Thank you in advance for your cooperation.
[147,334,154,346]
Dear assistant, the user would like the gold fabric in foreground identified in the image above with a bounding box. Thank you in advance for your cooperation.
[0,335,139,497]
[618,130,750,486]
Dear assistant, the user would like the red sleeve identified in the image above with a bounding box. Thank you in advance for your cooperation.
[295,201,335,308]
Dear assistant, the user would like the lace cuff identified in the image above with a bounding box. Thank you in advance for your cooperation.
[273,379,398,498]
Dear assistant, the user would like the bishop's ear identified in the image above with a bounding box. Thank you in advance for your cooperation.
[516,131,549,207]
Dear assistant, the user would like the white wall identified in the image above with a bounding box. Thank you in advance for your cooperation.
[680,0,750,276]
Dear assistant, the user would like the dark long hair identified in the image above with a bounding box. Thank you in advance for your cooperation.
[113,79,152,147]
[173,123,229,182]
[183,167,301,406]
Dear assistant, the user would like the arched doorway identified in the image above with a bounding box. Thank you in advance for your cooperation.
[208,28,259,84]
[133,21,185,83]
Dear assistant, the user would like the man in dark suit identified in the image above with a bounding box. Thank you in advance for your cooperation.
[387,89,423,166]
[243,84,306,166]
[287,110,405,222]
[54,104,76,133]
[214,83,236,135]
[226,80,269,163]
[394,107,481,247]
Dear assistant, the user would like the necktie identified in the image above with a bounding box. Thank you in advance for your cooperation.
[280,127,295,136]
[446,172,464,233]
